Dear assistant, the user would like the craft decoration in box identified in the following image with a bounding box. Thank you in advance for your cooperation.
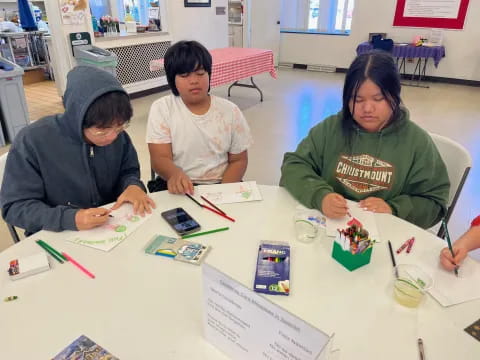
[332,219,375,271]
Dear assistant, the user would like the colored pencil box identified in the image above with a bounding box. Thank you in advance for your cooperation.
[145,234,210,265]
[254,241,290,295]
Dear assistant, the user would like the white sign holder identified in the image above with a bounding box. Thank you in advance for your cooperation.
[202,263,335,360]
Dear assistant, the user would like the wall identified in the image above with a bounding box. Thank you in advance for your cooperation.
[43,1,93,95]
[279,0,480,81]
[167,0,228,49]
[43,0,227,95]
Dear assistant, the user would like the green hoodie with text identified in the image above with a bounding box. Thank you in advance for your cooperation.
[280,108,450,229]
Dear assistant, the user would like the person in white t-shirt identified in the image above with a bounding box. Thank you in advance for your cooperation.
[146,40,253,194]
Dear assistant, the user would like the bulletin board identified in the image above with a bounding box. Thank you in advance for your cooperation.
[393,0,470,29]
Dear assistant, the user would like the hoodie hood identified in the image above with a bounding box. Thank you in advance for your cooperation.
[351,105,410,136]
[59,66,127,143]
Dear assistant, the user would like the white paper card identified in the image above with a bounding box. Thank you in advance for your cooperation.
[66,203,151,251]
[428,256,480,307]
[326,200,379,239]
[202,263,331,360]
[9,252,50,280]
[196,181,262,204]
[403,0,461,19]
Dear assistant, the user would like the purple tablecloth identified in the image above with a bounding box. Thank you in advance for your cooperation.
[356,42,446,67]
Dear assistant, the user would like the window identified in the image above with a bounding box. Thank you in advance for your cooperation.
[89,0,163,26]
[90,0,112,21]
[281,0,355,34]
[116,0,151,25]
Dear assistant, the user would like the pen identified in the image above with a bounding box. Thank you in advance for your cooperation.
[182,227,229,239]
[418,338,425,360]
[35,240,64,264]
[388,240,398,278]
[442,219,459,277]
[202,204,236,222]
[200,195,226,215]
[62,252,95,279]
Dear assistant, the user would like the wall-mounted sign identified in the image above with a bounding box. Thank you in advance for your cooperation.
[393,0,470,29]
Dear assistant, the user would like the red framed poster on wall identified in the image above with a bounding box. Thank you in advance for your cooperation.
[393,0,470,29]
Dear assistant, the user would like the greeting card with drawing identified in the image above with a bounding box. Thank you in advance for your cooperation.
[195,181,262,204]
[65,203,151,251]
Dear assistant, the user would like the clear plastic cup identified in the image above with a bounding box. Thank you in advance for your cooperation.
[294,210,320,243]
[393,264,433,308]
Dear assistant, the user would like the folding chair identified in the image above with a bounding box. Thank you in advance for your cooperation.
[0,152,21,243]
[430,133,472,238]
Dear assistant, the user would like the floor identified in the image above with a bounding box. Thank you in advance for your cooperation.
[23,80,64,122]
[0,69,479,255]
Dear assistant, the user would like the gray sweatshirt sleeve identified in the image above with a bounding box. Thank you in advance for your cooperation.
[0,139,79,234]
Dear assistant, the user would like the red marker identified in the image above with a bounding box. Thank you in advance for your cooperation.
[406,237,415,253]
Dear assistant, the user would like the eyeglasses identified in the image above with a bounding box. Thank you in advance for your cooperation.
[87,123,130,138]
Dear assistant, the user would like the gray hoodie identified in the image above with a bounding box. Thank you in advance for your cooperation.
[0,66,145,235]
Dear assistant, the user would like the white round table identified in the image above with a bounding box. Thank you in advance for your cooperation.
[0,185,478,359]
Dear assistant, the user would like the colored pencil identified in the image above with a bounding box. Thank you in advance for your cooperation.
[62,252,95,279]
[388,240,398,278]
[37,239,67,261]
[200,195,226,215]
[202,204,236,222]
[442,219,459,277]
[418,338,425,360]
[35,240,64,264]
[185,193,203,208]
[182,227,229,239]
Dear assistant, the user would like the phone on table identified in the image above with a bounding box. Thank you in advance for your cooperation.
[161,207,201,236]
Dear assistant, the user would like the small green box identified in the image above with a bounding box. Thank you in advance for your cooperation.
[331,241,372,271]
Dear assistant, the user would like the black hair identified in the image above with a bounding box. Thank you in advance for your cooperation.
[164,40,212,96]
[83,91,132,129]
[342,50,402,136]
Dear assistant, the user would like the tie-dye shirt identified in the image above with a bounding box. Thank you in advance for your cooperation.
[146,94,253,184]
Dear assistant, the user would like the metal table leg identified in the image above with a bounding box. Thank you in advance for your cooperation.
[401,57,430,89]
[228,76,264,102]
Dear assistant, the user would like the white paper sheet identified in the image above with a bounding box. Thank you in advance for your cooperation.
[403,0,461,19]
[326,200,379,239]
[428,257,480,307]
[195,181,262,204]
[65,203,151,251]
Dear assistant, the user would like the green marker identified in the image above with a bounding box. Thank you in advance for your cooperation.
[182,227,229,239]
[36,240,65,263]
[37,239,67,261]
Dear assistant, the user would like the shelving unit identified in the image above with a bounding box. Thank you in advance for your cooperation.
[0,31,50,76]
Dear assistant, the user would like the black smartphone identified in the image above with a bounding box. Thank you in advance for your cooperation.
[161,207,201,235]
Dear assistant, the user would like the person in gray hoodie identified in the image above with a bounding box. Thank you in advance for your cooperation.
[0,66,155,235]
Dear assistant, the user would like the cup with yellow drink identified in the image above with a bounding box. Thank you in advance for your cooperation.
[393,264,433,308]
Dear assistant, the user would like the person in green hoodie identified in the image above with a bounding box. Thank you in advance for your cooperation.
[280,51,449,229]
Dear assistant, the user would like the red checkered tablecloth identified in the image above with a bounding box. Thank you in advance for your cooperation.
[149,47,277,87]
